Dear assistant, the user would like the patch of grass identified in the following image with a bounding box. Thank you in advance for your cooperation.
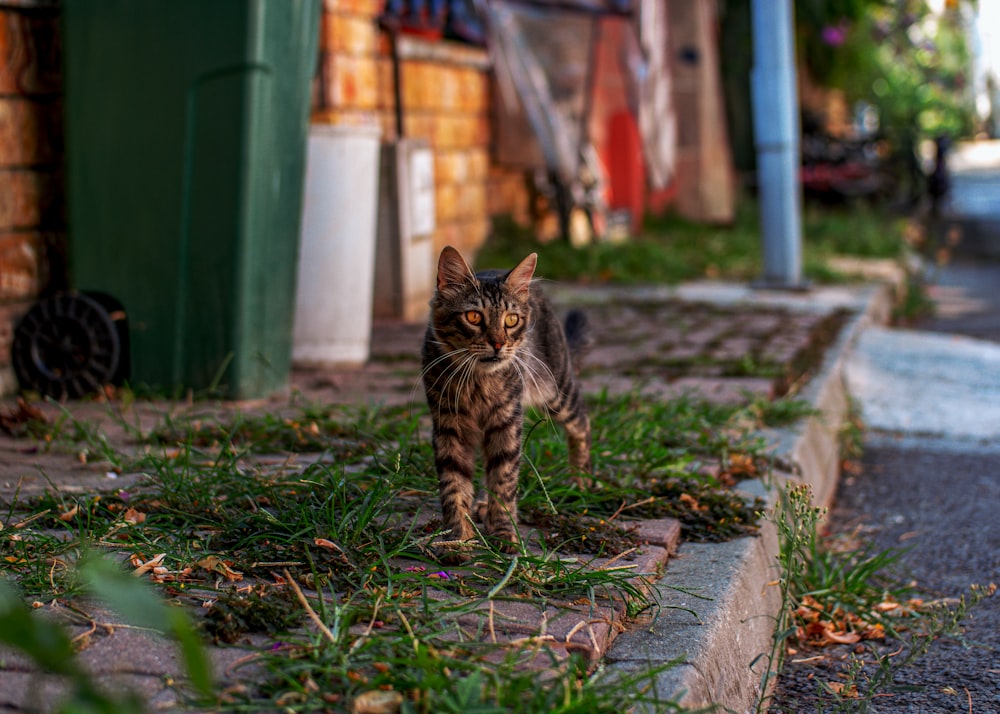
[2,391,798,596]
[516,392,805,542]
[521,509,643,556]
[481,206,760,285]
[1,389,826,712]
[758,484,998,713]
[235,580,691,713]
[147,401,422,461]
[742,394,820,427]
[202,585,303,644]
[893,274,936,324]
[480,199,906,285]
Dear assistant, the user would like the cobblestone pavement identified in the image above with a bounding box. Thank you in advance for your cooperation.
[292,289,848,410]
[0,282,875,712]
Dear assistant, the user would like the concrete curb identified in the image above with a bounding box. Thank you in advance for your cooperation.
[603,282,895,713]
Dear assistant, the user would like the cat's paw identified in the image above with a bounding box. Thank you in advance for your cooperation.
[435,544,473,565]
[485,529,521,555]
[571,474,594,490]
[432,535,477,564]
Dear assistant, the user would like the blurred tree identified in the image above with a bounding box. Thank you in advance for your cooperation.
[825,1,974,202]
[719,0,976,203]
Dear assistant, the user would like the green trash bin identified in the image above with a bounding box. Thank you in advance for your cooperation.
[61,0,320,399]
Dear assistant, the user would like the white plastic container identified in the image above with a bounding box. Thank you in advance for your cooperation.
[293,124,382,367]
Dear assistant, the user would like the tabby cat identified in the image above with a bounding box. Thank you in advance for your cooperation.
[422,246,591,559]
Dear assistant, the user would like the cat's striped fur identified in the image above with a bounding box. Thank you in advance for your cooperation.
[422,246,591,559]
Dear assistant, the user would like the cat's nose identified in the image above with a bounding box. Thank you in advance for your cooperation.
[493,341,504,353]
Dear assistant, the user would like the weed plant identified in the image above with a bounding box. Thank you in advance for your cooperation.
[758,483,997,713]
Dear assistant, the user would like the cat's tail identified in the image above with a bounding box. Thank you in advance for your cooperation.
[563,309,593,376]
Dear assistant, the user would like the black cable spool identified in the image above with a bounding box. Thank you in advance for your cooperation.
[12,292,126,400]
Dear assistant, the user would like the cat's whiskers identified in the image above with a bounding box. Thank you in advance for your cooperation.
[446,354,474,416]
[511,351,547,401]
[441,352,478,417]
[412,346,471,408]
[457,354,481,415]
[511,352,560,434]
[521,349,562,399]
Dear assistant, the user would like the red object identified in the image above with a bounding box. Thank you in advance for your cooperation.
[606,112,646,234]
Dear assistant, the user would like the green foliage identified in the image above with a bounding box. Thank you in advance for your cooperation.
[0,554,210,714]
[243,584,692,713]
[482,201,907,286]
[755,483,827,713]
[795,0,890,89]
[1,388,826,712]
[799,1,975,175]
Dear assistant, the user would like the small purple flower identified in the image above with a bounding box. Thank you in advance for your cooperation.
[821,24,848,47]
[117,490,130,502]
[270,641,287,651]
[427,571,455,580]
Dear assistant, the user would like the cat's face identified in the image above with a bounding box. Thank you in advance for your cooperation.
[430,247,536,372]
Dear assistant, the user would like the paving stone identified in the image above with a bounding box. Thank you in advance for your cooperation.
[669,377,774,403]
[660,342,706,361]
[709,337,758,361]
[0,281,873,710]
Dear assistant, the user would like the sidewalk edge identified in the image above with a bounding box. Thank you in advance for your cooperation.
[604,282,895,712]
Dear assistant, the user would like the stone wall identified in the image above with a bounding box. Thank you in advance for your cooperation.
[0,4,64,394]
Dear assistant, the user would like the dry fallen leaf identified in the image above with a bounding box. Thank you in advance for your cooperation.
[824,629,862,645]
[795,595,824,622]
[352,689,403,714]
[678,493,706,511]
[131,553,167,577]
[826,681,859,698]
[58,505,79,522]
[861,622,886,640]
[123,508,146,525]
[801,620,861,646]
[314,538,343,552]
[728,453,757,477]
[196,556,244,582]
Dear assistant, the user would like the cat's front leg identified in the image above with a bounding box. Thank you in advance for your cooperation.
[482,403,523,553]
[432,417,477,562]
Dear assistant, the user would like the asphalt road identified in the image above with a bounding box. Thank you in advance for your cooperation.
[772,257,1000,713]
[774,142,1000,713]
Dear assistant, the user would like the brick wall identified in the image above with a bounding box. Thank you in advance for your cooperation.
[0,4,64,394]
[315,0,519,258]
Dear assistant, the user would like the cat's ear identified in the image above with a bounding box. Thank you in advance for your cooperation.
[437,246,477,293]
[506,253,537,298]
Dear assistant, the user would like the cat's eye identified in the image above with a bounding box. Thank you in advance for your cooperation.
[504,314,519,328]
[465,310,483,325]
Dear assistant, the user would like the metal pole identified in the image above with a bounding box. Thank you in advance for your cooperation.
[751,0,805,289]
